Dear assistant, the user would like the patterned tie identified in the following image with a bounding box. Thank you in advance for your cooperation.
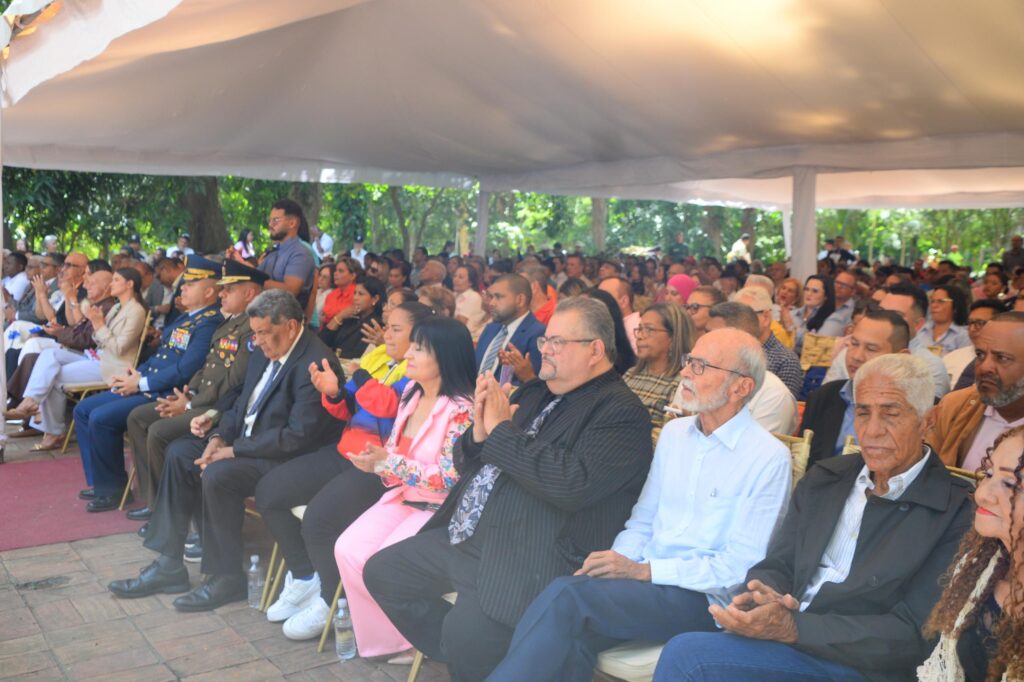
[448,396,562,544]
[247,360,282,418]
[478,326,508,376]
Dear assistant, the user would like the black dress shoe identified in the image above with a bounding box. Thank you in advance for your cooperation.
[173,574,247,612]
[137,522,149,538]
[126,506,151,521]
[86,495,121,512]
[108,560,190,599]
[78,487,95,500]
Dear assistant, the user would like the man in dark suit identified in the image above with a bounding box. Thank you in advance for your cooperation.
[108,289,344,611]
[75,256,224,511]
[474,274,545,383]
[365,296,653,682]
[802,309,910,467]
[654,354,974,682]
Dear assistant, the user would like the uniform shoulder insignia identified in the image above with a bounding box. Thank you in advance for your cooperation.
[247,336,256,352]
[201,310,219,318]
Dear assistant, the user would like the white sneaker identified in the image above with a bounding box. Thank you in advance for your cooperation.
[282,595,331,640]
[266,572,321,623]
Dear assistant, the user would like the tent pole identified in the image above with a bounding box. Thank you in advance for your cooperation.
[781,205,793,260]
[0,96,7,453]
[473,188,490,257]
[791,167,817,282]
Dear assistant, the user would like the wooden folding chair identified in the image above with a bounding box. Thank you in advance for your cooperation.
[772,429,814,488]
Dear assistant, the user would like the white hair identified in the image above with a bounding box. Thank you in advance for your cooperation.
[853,354,934,417]
[734,286,773,312]
[744,274,775,296]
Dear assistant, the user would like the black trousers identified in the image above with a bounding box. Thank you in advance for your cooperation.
[144,435,276,575]
[254,442,386,602]
[364,526,514,682]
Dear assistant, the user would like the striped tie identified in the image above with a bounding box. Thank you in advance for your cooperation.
[478,325,508,376]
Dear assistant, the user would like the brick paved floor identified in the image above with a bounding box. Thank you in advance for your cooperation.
[0,423,452,681]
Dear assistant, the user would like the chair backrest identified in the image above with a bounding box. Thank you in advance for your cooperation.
[842,434,861,456]
[799,332,837,370]
[773,429,813,489]
[132,310,153,369]
[305,270,320,323]
[946,465,982,486]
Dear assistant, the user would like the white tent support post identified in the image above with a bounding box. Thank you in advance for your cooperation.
[782,205,793,260]
[0,96,7,448]
[473,189,490,257]
[791,167,817,283]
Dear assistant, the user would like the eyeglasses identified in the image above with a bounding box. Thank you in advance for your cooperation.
[267,216,292,227]
[537,336,596,353]
[834,280,855,290]
[634,325,669,338]
[929,297,953,305]
[684,303,711,314]
[967,318,989,330]
[681,354,749,378]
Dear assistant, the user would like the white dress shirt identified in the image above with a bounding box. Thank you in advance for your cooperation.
[798,450,930,610]
[243,330,303,437]
[613,408,792,605]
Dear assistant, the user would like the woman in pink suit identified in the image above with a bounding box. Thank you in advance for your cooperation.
[335,315,476,659]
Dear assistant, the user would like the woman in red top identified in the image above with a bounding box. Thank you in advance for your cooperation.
[320,257,361,329]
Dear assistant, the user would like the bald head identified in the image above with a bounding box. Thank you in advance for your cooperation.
[678,328,767,424]
[419,260,447,287]
[85,270,113,301]
[598,277,634,316]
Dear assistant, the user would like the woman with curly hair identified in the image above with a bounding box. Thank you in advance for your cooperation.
[920,426,1024,681]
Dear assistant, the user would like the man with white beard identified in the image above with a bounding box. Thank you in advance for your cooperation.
[486,328,792,682]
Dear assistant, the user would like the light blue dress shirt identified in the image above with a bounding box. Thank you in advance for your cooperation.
[915,321,970,356]
[612,407,792,606]
[834,380,857,456]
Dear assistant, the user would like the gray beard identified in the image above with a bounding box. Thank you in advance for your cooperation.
[979,374,1024,408]
[678,377,731,414]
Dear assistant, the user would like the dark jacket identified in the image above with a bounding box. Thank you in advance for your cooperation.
[422,370,653,627]
[211,330,343,460]
[747,450,974,682]
[318,312,381,359]
[188,313,254,412]
[53,297,117,351]
[801,378,848,466]
[474,312,546,381]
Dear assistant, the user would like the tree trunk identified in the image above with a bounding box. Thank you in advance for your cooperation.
[591,197,608,253]
[180,177,230,253]
[703,207,725,257]
[289,182,323,232]
[741,208,756,259]
[388,187,411,255]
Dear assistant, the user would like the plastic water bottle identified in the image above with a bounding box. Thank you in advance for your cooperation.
[335,598,357,660]
[246,555,263,609]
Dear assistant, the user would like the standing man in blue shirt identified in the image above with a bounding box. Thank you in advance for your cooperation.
[487,328,793,682]
[249,199,316,310]
[75,256,223,512]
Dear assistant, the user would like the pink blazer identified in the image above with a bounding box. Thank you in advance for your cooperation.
[375,383,473,505]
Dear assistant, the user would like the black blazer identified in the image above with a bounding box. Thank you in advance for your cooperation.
[801,379,848,466]
[748,450,974,682]
[212,330,343,460]
[422,370,653,627]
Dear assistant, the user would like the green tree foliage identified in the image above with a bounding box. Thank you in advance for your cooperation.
[4,168,1023,269]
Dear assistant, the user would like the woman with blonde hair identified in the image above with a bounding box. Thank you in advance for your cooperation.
[919,426,1024,681]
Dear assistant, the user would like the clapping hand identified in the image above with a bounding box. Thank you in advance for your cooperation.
[308,359,341,398]
[481,375,516,437]
[85,302,106,328]
[361,318,384,346]
[498,345,535,383]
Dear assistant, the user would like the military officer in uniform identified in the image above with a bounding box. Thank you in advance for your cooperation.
[125,260,268,520]
[75,256,224,512]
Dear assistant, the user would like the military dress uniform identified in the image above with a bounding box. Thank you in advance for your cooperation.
[126,312,255,507]
[74,256,224,510]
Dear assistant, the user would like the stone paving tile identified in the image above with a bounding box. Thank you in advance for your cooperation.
[0,532,454,682]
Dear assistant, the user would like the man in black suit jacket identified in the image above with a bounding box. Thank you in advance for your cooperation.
[365,297,653,682]
[802,309,910,467]
[108,290,344,611]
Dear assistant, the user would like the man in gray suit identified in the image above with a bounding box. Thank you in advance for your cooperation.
[108,290,344,611]
[365,297,653,682]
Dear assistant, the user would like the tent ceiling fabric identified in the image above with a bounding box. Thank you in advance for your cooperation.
[2,0,1024,207]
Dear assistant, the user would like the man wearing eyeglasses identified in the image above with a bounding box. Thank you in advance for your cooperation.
[832,270,858,329]
[364,296,653,682]
[943,299,1005,391]
[484,327,791,682]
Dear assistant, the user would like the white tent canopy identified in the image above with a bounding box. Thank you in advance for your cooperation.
[3,0,1024,274]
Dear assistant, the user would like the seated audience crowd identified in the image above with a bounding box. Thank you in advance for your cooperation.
[4,220,1024,681]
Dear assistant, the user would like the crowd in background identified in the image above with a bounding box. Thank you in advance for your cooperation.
[3,210,1024,681]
